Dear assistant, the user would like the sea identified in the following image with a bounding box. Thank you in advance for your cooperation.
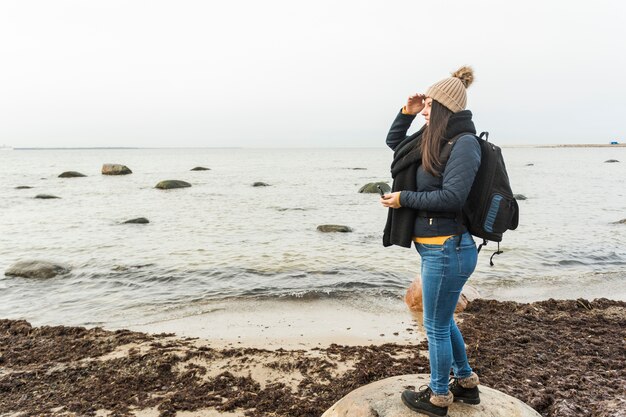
[1,146,625,329]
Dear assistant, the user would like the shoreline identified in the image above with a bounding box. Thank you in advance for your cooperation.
[125,298,422,350]
[1,298,624,417]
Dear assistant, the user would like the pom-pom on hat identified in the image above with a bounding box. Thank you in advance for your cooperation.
[425,66,474,113]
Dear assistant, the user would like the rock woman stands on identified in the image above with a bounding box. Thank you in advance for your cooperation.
[381,66,481,417]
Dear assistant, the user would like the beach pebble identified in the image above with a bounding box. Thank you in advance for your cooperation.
[190,166,211,171]
[359,182,390,194]
[58,171,86,178]
[5,260,71,279]
[317,225,353,233]
[604,159,619,163]
[322,374,542,417]
[102,164,132,175]
[123,217,150,224]
[15,186,33,189]
[35,194,60,199]
[252,182,270,187]
[405,276,480,313]
[514,194,527,200]
[155,180,191,189]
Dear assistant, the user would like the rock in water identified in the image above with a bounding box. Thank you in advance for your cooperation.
[405,276,480,313]
[359,182,390,194]
[123,217,149,224]
[611,218,626,224]
[514,194,527,200]
[155,180,191,189]
[5,261,71,279]
[190,166,211,171]
[317,225,353,233]
[102,164,132,175]
[59,171,86,178]
[15,186,33,189]
[35,194,60,199]
[322,374,542,417]
[252,182,270,187]
[604,159,619,163]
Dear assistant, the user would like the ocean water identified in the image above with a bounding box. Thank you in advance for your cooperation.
[1,147,625,328]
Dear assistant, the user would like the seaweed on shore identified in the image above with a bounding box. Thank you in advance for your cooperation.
[0,298,624,417]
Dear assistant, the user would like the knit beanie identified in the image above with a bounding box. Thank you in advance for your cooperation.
[425,66,474,113]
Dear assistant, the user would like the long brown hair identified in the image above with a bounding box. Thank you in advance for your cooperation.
[420,100,453,176]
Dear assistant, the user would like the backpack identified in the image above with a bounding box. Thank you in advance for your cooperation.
[441,132,519,265]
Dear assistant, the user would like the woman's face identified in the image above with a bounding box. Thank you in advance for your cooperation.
[421,97,433,125]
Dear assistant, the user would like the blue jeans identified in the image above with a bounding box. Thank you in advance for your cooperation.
[416,232,478,395]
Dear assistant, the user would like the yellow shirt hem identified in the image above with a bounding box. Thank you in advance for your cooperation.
[413,235,456,245]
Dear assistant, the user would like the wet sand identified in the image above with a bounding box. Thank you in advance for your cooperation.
[1,298,624,417]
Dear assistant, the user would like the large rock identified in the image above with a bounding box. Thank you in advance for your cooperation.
[155,180,191,189]
[611,218,626,225]
[317,224,353,233]
[252,182,270,187]
[405,276,480,313]
[59,171,86,178]
[35,194,60,199]
[359,182,390,194]
[322,374,541,417]
[604,159,619,163]
[15,186,33,189]
[190,166,211,171]
[514,194,527,200]
[5,261,71,279]
[102,164,132,175]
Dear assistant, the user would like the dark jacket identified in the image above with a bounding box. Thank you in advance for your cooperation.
[383,110,481,247]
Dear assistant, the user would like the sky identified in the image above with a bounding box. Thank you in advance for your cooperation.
[1,0,625,148]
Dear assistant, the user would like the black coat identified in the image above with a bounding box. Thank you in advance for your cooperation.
[383,110,478,248]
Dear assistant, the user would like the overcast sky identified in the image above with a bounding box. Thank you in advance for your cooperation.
[1,0,625,147]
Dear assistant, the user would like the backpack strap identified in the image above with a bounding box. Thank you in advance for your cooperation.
[439,132,479,167]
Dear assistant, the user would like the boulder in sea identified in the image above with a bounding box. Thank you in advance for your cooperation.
[322,374,541,417]
[359,182,390,194]
[514,194,527,200]
[15,186,33,189]
[190,166,211,171]
[252,182,270,187]
[317,224,353,233]
[5,260,71,279]
[59,171,86,178]
[525,163,534,166]
[123,217,150,224]
[405,276,480,314]
[155,180,191,190]
[604,159,619,163]
[611,218,626,225]
[35,194,60,199]
[102,164,132,175]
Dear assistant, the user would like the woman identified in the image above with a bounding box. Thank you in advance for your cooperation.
[381,66,481,417]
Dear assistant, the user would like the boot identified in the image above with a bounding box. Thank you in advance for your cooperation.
[449,372,480,404]
[401,386,453,417]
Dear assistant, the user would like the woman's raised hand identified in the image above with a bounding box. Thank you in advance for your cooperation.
[404,93,426,115]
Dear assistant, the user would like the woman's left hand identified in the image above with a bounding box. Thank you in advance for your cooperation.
[380,192,402,209]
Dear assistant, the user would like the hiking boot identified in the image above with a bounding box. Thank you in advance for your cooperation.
[401,386,452,417]
[449,372,480,405]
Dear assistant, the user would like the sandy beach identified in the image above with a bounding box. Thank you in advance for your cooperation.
[1,298,625,417]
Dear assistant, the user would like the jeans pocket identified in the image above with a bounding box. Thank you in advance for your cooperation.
[456,243,478,277]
